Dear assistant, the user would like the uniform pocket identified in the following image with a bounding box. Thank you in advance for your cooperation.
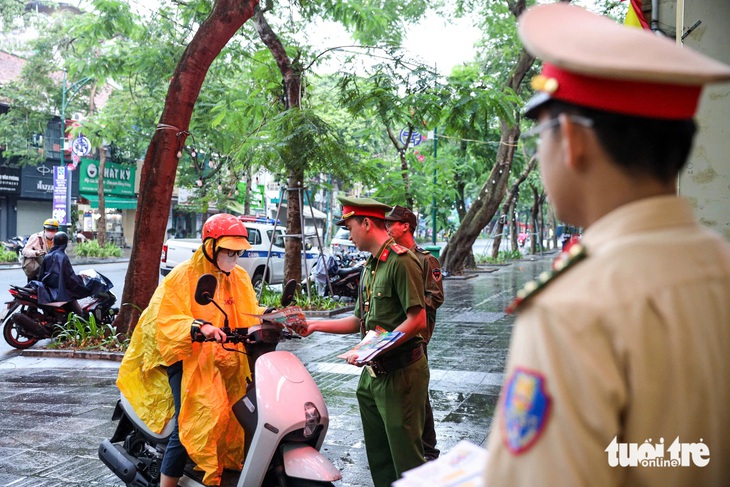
[372,284,392,300]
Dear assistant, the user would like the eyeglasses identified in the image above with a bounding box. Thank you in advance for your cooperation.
[521,114,594,158]
[223,249,245,257]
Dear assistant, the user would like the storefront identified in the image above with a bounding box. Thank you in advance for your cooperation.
[0,165,21,241]
[77,158,138,247]
[16,160,79,237]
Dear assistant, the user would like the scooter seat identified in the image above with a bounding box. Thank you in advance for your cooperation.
[119,393,176,442]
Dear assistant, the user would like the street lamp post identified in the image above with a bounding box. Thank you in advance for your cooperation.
[59,69,92,233]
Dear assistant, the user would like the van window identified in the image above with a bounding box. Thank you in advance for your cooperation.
[247,228,262,246]
[268,230,285,248]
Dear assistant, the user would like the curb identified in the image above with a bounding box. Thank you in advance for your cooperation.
[20,348,124,362]
[304,305,355,318]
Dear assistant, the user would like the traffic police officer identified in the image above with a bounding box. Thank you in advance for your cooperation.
[300,196,428,487]
[484,4,730,486]
[385,205,444,460]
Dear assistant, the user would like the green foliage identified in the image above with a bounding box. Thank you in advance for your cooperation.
[50,313,129,352]
[0,249,19,263]
[258,282,343,311]
[74,240,123,258]
[476,249,523,265]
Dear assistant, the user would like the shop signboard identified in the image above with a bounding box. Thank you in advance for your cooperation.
[0,166,21,195]
[20,162,56,200]
[79,158,136,197]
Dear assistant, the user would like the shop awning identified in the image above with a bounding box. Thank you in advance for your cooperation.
[81,193,138,210]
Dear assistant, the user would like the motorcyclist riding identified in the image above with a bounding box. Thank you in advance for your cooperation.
[33,231,88,316]
[116,214,267,487]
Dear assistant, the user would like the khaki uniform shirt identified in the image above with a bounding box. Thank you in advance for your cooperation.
[485,196,730,486]
[411,245,444,344]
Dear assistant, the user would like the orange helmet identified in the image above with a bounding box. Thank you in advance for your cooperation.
[202,214,248,242]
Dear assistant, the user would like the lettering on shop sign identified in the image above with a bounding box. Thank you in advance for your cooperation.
[37,180,54,193]
[605,436,710,468]
[103,166,132,181]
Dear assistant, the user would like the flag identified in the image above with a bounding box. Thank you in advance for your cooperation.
[622,0,650,30]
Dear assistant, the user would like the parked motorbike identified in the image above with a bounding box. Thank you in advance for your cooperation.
[98,278,341,487]
[3,235,28,255]
[306,251,366,302]
[1,269,118,349]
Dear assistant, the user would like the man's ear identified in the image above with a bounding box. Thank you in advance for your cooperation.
[558,113,590,171]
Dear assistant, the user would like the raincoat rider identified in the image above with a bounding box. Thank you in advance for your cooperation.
[33,231,88,316]
[116,214,267,487]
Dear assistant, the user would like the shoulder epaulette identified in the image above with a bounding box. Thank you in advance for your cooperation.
[505,243,587,314]
[390,243,410,255]
[414,245,430,255]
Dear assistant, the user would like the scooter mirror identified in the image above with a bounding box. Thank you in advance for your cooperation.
[195,274,217,306]
[281,279,297,307]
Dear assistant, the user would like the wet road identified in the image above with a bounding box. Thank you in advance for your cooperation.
[0,254,555,486]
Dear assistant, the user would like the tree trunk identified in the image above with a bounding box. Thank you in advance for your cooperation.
[113,0,259,336]
[530,184,539,254]
[439,2,535,274]
[244,167,252,215]
[97,145,107,246]
[253,5,304,286]
[490,156,535,259]
[386,126,414,208]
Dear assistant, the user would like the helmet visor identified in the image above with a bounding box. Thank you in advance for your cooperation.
[217,235,251,251]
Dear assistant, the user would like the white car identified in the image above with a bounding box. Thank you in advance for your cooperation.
[330,227,356,253]
[160,218,317,287]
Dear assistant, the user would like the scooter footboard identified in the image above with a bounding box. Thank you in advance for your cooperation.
[282,443,342,482]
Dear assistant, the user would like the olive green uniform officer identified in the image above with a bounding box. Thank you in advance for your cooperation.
[386,205,444,460]
[298,196,428,487]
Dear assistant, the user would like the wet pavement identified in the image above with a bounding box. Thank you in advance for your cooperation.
[0,253,555,486]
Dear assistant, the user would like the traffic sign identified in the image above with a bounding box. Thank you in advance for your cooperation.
[399,128,423,147]
[71,135,91,157]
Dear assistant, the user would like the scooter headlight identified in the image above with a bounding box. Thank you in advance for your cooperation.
[303,401,321,438]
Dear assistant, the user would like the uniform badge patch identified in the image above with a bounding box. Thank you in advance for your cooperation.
[432,268,442,282]
[501,367,551,454]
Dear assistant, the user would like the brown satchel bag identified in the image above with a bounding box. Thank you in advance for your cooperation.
[22,254,44,280]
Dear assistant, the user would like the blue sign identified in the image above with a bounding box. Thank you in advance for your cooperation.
[53,166,68,225]
[399,128,423,147]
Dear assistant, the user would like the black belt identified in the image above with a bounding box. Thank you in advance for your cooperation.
[366,345,424,377]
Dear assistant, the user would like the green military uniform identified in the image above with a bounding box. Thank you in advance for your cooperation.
[411,244,443,460]
[411,245,444,345]
[337,195,428,487]
[354,237,427,487]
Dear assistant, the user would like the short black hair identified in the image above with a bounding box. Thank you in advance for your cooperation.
[544,100,697,183]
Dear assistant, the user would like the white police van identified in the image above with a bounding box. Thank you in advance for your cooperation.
[160,217,317,287]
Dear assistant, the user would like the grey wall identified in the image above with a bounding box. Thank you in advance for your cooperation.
[669,0,730,240]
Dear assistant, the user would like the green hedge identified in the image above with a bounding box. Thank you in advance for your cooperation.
[74,240,123,258]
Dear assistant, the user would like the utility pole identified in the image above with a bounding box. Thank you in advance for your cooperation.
[59,69,92,233]
[432,126,437,245]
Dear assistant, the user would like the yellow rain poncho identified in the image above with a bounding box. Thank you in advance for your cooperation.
[117,243,266,486]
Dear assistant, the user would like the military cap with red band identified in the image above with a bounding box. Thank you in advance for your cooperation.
[336,195,392,226]
[519,3,730,120]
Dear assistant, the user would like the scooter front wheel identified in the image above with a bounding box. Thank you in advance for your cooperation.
[2,305,39,349]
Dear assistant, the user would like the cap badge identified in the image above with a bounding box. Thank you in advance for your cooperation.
[531,74,559,94]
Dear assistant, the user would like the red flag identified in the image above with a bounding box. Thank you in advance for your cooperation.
[622,0,650,30]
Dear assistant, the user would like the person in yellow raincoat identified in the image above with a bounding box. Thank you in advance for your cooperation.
[117,214,267,487]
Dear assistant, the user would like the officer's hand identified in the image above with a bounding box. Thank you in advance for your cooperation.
[36,250,46,257]
[201,323,227,343]
[295,320,313,337]
[347,356,365,367]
